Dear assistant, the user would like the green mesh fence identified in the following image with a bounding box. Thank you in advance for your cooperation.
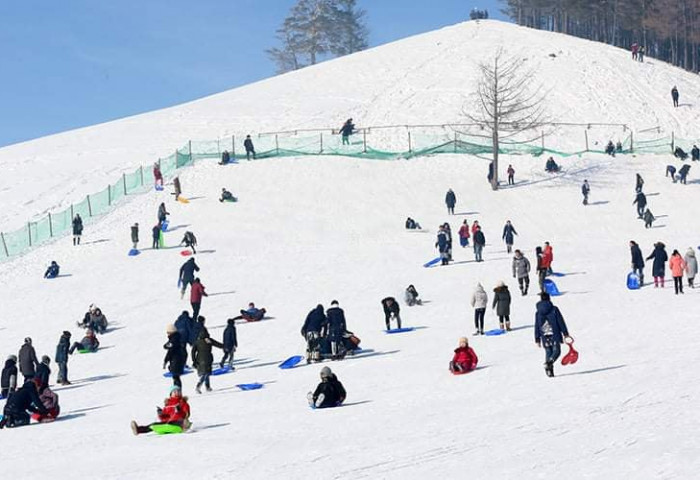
[0,127,679,262]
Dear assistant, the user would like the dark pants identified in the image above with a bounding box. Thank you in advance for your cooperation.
[385,312,402,330]
[447,206,454,215]
[689,277,695,288]
[517,276,530,294]
[172,374,182,388]
[196,373,211,389]
[474,308,485,332]
[538,270,547,292]
[220,349,235,367]
[508,174,514,185]
[636,204,645,218]
[506,243,513,253]
[544,340,561,364]
[633,267,644,285]
[57,361,68,383]
[185,242,196,254]
[498,315,510,328]
[152,237,159,249]
[191,302,201,320]
[673,97,679,107]
[673,276,684,294]
[246,149,256,160]
[583,194,588,205]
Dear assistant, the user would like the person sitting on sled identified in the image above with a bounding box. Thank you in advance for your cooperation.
[449,337,478,374]
[70,328,100,353]
[0,378,49,428]
[131,385,191,435]
[44,261,60,279]
[219,188,237,203]
[31,384,60,423]
[404,285,422,306]
[308,366,346,409]
[235,302,266,322]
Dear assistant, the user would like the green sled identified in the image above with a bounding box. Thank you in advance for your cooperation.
[150,423,184,435]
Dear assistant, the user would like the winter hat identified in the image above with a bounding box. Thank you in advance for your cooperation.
[7,354,17,362]
[539,292,551,301]
[497,280,506,288]
[24,337,32,345]
[687,248,696,257]
[169,385,182,395]
[166,324,177,334]
[459,337,468,346]
[63,331,72,337]
[41,355,50,365]
[320,366,332,379]
[330,300,339,306]
[227,318,236,325]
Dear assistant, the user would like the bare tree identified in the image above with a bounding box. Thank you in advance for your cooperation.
[464,49,548,190]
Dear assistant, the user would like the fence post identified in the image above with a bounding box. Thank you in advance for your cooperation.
[275,134,279,155]
[363,130,367,153]
[87,195,93,217]
[541,132,545,152]
[71,204,74,221]
[189,140,193,164]
[584,130,589,151]
[630,131,634,152]
[0,232,8,257]
[408,131,412,153]
[454,132,458,153]
[123,173,127,195]
[28,222,32,247]
[139,166,144,186]
[320,133,323,154]
[232,135,235,158]
[108,184,112,206]
[48,213,53,237]
[671,131,675,151]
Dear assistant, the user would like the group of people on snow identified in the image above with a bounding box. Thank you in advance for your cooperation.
[633,241,697,293]
[301,301,359,363]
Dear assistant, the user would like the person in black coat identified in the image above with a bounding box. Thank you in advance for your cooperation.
[18,338,39,382]
[309,366,346,408]
[325,301,347,360]
[435,226,449,265]
[157,202,169,223]
[219,318,238,369]
[244,135,256,160]
[174,311,194,348]
[163,326,187,388]
[678,164,691,184]
[534,293,570,377]
[381,297,401,330]
[44,261,60,279]
[131,223,139,250]
[339,119,355,145]
[179,257,200,298]
[473,226,486,262]
[630,241,645,285]
[646,242,668,287]
[72,214,83,246]
[635,173,644,193]
[633,191,647,218]
[692,145,700,161]
[302,305,327,363]
[671,86,679,107]
[1,355,18,398]
[502,220,518,253]
[180,231,197,254]
[445,189,456,215]
[55,331,72,385]
[35,356,51,391]
[0,378,48,428]
[152,223,161,249]
[581,180,590,205]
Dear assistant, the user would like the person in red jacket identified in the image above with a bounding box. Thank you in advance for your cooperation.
[190,278,207,320]
[153,163,163,188]
[543,241,554,275]
[449,337,478,374]
[458,220,470,247]
[471,220,480,236]
[131,385,191,435]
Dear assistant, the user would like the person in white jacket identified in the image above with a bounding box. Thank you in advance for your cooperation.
[470,283,488,335]
[685,248,698,288]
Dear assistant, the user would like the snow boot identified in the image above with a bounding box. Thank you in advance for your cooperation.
[505,321,511,331]
[473,330,480,336]
[315,393,325,408]
[499,322,505,331]
[195,385,202,394]
[130,420,138,436]
[545,361,554,377]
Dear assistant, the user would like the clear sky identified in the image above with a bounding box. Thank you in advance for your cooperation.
[0,1,505,147]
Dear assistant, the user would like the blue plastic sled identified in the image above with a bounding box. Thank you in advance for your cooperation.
[128,249,140,256]
[423,257,441,268]
[385,327,415,334]
[211,365,234,376]
[155,185,164,191]
[543,279,561,296]
[485,329,506,336]
[550,272,566,277]
[627,272,641,290]
[279,355,304,369]
[161,220,169,232]
[163,367,193,378]
[237,383,264,391]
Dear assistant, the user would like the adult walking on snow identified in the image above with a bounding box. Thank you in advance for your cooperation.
[633,191,647,219]
[536,246,548,293]
[458,219,470,247]
[646,242,668,288]
[685,248,697,288]
[130,223,139,250]
[190,278,207,320]
[72,214,83,246]
[672,86,680,107]
[635,173,644,193]
[152,224,161,249]
[512,249,531,295]
[502,220,517,253]
[534,293,571,378]
[492,281,512,331]
[470,283,488,335]
[630,240,645,285]
[55,331,73,385]
[179,257,200,299]
[669,250,686,295]
[473,226,486,262]
[18,338,39,382]
[436,225,450,266]
[445,189,456,215]
[163,324,187,388]
[340,119,355,145]
[157,202,169,224]
[192,330,223,394]
[244,135,256,160]
[507,164,515,185]
[581,180,590,206]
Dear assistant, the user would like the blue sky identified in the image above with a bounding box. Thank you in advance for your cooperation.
[0,1,505,147]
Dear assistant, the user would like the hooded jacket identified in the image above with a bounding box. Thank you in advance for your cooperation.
[55,333,72,363]
[179,258,200,283]
[302,305,327,336]
[534,300,569,344]
[685,249,698,278]
[470,284,488,309]
[492,285,512,316]
[163,332,187,375]
[18,343,39,377]
[1,358,18,394]
[646,243,668,277]
[669,253,686,278]
[512,254,531,278]
[630,243,645,269]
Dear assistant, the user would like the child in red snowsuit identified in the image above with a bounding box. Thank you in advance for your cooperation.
[131,386,191,435]
[449,337,478,373]
[30,385,60,423]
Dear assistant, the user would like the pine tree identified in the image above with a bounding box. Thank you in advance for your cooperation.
[330,0,369,56]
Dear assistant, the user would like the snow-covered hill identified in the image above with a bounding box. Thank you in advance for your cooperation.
[1,20,699,479]
[1,20,699,231]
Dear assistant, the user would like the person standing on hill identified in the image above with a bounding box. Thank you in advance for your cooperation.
[512,249,531,295]
[492,281,512,331]
[219,318,238,369]
[633,191,647,219]
[302,305,327,364]
[536,246,547,293]
[131,223,139,250]
[669,250,686,295]
[543,242,554,275]
[473,226,486,262]
[684,248,697,288]
[672,86,679,107]
[445,189,456,215]
[507,164,515,185]
[18,338,39,382]
[152,223,161,249]
[173,177,182,201]
[163,324,187,388]
[630,240,645,285]
[631,42,639,60]
[436,225,449,266]
[458,219,470,247]
[470,283,488,335]
[692,145,700,161]
[443,223,453,261]
[339,119,355,145]
[534,293,570,378]
[190,278,207,320]
[638,45,645,62]
[55,331,72,385]
[153,163,163,188]
[72,214,83,246]
[157,203,169,224]
[646,242,668,287]
[325,301,348,359]
[635,173,644,193]
[581,180,590,205]
[244,135,256,160]
[502,220,518,253]
[179,257,200,299]
[192,330,223,394]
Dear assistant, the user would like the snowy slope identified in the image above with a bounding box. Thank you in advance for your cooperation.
[1,150,699,478]
[2,20,700,231]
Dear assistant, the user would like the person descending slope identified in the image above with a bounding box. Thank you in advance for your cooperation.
[534,293,571,378]
[512,249,531,295]
[470,282,488,335]
[630,240,645,285]
[179,257,200,299]
[449,337,478,374]
[671,86,679,107]
[685,248,697,288]
[646,242,668,287]
[502,220,517,253]
[445,189,456,215]
[308,366,346,409]
[492,281,512,331]
[131,385,191,435]
[669,250,686,295]
[633,191,647,219]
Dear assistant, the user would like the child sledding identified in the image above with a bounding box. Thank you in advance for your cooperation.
[449,337,478,374]
[131,385,191,435]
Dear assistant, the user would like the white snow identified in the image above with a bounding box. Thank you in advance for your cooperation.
[0,20,699,479]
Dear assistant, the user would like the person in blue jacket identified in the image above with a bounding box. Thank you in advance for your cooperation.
[436,225,449,266]
[44,261,60,279]
[325,301,347,360]
[502,220,518,254]
[646,242,668,287]
[301,305,327,363]
[55,331,72,385]
[174,311,194,348]
[630,240,645,285]
[534,293,570,377]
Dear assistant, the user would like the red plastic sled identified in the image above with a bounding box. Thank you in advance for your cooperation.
[180,250,193,257]
[561,337,579,366]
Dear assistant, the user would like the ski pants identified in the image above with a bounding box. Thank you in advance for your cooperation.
[517,276,530,293]
[474,308,485,331]
[673,276,684,294]
[191,302,201,321]
[306,332,321,361]
[196,373,211,389]
[508,174,514,185]
[57,361,68,383]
